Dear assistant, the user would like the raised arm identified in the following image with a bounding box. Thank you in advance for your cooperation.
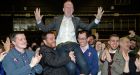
[78,7,104,30]
[34,8,56,32]
[2,37,11,52]
[95,7,104,20]
[34,8,43,22]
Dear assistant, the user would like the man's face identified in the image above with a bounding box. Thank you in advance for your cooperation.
[12,34,27,49]
[108,37,119,50]
[101,43,106,50]
[95,41,102,51]
[44,34,56,48]
[63,1,74,17]
[130,40,136,50]
[88,36,95,45]
[120,38,130,50]
[78,33,88,47]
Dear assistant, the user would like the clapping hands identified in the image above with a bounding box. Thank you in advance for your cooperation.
[30,48,42,68]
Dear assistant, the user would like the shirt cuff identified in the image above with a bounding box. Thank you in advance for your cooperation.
[37,20,41,24]
[94,19,100,24]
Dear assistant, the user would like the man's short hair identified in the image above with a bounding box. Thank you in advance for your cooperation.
[77,30,89,38]
[42,31,55,40]
[89,34,96,39]
[63,0,73,6]
[109,34,119,40]
[10,32,25,42]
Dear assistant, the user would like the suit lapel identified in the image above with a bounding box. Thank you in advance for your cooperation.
[72,17,77,30]
[56,16,63,36]
[56,16,77,36]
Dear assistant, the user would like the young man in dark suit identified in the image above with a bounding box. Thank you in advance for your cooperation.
[39,31,75,75]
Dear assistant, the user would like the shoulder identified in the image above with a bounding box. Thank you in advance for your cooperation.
[114,50,123,60]
[40,45,52,53]
[89,45,96,51]
[54,16,63,20]
[4,49,15,58]
[2,49,15,64]
[26,49,34,55]
[73,16,80,20]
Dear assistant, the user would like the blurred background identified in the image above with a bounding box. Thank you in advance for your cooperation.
[0,0,140,41]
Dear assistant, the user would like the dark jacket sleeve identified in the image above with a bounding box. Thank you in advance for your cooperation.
[136,72,140,75]
[32,64,43,74]
[76,17,99,30]
[2,54,33,75]
[40,48,71,67]
[123,72,130,75]
[36,19,56,32]
[122,72,140,75]
[134,35,140,42]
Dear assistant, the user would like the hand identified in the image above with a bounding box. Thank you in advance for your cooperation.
[30,51,42,68]
[122,51,129,62]
[69,51,75,63]
[101,50,107,61]
[135,58,140,72]
[2,37,11,52]
[34,8,43,22]
[35,47,40,56]
[95,7,104,20]
[0,51,7,62]
[105,50,112,62]
[129,30,135,37]
[95,32,99,40]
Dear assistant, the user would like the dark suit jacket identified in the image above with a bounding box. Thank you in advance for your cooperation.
[36,16,98,36]
[2,48,43,75]
[39,45,71,75]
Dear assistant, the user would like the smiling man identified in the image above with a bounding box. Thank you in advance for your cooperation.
[34,1,104,75]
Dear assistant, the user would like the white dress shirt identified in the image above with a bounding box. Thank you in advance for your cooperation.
[37,16,100,46]
[56,16,100,45]
[56,16,77,45]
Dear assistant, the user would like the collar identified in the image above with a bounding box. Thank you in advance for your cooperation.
[109,49,117,53]
[80,44,89,53]
[63,15,73,19]
[14,48,26,56]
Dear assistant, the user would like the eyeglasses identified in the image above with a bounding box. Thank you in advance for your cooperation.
[78,38,87,40]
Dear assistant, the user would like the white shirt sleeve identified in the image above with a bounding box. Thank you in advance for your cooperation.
[94,19,100,24]
[37,20,41,24]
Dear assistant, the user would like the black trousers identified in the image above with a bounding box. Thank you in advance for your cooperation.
[56,42,89,75]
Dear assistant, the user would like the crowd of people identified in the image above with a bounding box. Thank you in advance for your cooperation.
[0,0,140,75]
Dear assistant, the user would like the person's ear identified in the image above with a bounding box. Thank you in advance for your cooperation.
[108,41,110,45]
[72,8,74,13]
[63,8,64,12]
[12,41,15,46]
[87,37,90,42]
[43,40,47,45]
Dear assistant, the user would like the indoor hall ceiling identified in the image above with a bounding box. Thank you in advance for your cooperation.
[0,0,139,15]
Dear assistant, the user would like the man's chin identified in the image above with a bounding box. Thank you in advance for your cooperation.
[111,48,118,50]
[52,45,56,48]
